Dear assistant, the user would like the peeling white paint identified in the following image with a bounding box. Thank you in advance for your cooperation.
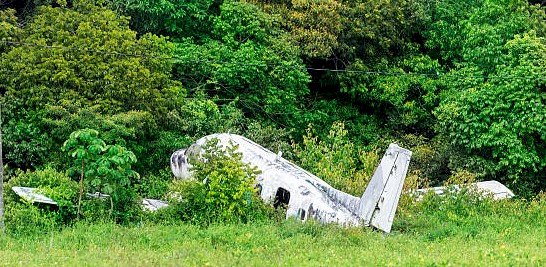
[171,133,413,232]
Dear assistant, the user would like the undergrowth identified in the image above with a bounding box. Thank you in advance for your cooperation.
[0,191,544,266]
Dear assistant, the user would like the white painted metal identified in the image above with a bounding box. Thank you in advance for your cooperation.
[142,198,169,211]
[359,144,412,232]
[10,133,415,233]
[413,180,515,200]
[12,186,58,205]
[12,186,169,212]
[171,133,413,232]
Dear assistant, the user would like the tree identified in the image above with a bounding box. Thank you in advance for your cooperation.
[63,128,139,220]
[108,0,219,40]
[252,0,434,134]
[0,1,183,115]
[254,0,428,63]
[62,129,106,218]
[0,103,4,233]
[340,55,442,135]
[254,0,343,60]
[0,8,21,234]
[174,1,310,126]
[433,0,546,194]
[0,1,184,171]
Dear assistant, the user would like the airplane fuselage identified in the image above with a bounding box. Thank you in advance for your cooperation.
[171,133,364,225]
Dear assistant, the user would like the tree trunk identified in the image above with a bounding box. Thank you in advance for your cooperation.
[77,160,84,220]
[0,104,5,233]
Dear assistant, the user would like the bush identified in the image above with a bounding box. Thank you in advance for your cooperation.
[243,120,294,160]
[4,168,79,236]
[63,128,141,223]
[135,167,173,200]
[4,203,59,237]
[158,138,274,225]
[292,122,376,195]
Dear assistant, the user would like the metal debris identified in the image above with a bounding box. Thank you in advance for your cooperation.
[12,186,169,211]
[142,198,169,211]
[12,186,58,205]
[413,180,515,200]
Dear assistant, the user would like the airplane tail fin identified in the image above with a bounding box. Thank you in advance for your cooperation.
[357,144,412,233]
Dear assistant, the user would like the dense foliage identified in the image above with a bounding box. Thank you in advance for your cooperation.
[0,0,545,233]
[4,168,78,235]
[155,138,273,225]
[63,129,140,222]
[0,194,544,265]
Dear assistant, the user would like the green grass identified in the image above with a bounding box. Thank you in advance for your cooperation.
[0,195,545,266]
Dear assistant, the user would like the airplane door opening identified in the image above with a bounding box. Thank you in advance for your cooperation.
[274,187,290,209]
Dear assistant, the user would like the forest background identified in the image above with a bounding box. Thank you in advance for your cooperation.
[0,0,544,235]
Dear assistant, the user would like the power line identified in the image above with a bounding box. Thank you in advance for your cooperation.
[0,39,439,77]
[0,39,504,79]
[1,37,545,118]
[3,38,544,81]
[0,39,544,127]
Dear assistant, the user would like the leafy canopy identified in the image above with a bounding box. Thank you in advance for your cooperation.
[432,0,546,195]
[63,128,140,221]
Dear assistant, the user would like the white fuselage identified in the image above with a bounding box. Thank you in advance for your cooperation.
[171,133,363,225]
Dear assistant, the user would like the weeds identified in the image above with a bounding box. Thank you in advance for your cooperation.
[0,194,543,266]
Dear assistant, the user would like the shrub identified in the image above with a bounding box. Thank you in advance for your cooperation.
[135,167,173,200]
[293,122,375,195]
[4,168,78,236]
[4,203,59,237]
[161,138,274,225]
[243,120,294,160]
[63,128,140,223]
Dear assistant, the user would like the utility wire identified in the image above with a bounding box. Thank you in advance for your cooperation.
[4,39,545,81]
[0,38,544,128]
[0,38,440,76]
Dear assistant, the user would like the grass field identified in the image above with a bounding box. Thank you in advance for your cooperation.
[0,194,544,266]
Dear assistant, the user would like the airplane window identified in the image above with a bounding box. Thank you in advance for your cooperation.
[274,187,290,209]
[308,204,314,219]
[298,209,306,221]
[255,184,262,195]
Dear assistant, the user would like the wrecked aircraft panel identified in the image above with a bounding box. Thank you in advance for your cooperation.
[142,198,169,211]
[12,186,58,205]
[358,144,412,233]
[414,180,515,200]
[11,133,518,233]
[12,186,169,212]
[171,133,413,232]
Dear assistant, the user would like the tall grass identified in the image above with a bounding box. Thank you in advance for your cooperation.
[0,193,544,266]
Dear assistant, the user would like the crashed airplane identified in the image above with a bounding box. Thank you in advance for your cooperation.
[12,133,515,233]
[171,133,413,233]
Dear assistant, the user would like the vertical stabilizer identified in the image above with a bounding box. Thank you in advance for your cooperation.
[357,144,412,233]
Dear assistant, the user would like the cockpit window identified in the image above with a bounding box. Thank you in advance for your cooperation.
[274,187,290,209]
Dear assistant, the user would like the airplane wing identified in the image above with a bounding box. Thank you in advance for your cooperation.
[413,180,514,200]
[12,186,58,205]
